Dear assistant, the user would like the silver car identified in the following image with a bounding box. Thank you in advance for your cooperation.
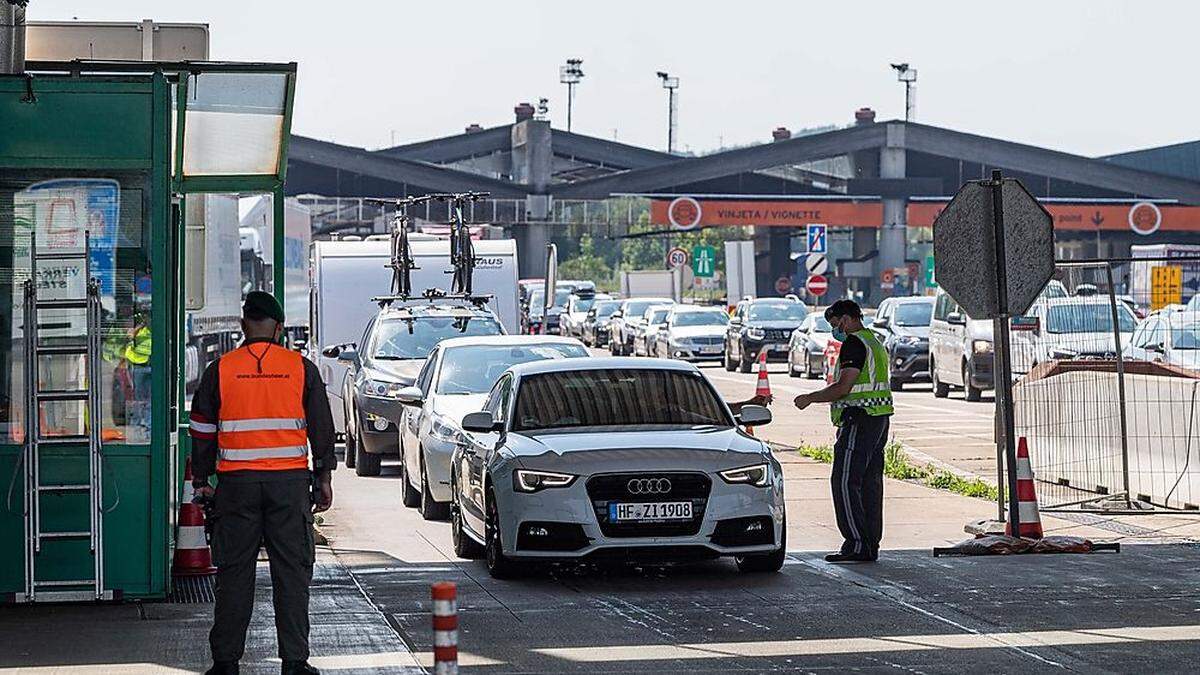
[397,336,589,520]
[655,306,729,361]
[449,357,784,578]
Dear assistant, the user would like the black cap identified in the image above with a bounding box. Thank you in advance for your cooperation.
[824,299,863,321]
[243,291,285,323]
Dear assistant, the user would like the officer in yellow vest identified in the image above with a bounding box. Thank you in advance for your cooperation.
[190,292,336,675]
[793,299,893,562]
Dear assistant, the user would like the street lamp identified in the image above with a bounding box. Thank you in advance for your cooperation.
[890,62,917,122]
[559,58,584,132]
[657,70,679,154]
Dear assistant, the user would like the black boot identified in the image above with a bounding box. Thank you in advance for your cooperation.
[204,662,239,675]
[281,660,320,675]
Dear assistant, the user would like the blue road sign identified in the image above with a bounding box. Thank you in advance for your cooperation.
[807,223,828,254]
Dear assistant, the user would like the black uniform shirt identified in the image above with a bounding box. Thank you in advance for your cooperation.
[190,338,337,482]
[837,333,868,372]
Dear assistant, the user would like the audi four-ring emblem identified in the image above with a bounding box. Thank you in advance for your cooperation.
[627,478,672,495]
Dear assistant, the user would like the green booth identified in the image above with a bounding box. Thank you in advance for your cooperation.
[0,60,297,602]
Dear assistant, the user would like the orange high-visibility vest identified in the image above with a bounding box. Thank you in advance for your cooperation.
[214,343,309,473]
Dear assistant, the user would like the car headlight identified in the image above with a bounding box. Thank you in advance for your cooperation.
[719,463,770,487]
[972,340,993,354]
[513,469,577,493]
[900,335,921,346]
[746,327,766,340]
[364,378,404,399]
[429,412,466,444]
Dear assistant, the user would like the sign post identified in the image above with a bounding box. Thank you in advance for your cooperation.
[933,170,1054,536]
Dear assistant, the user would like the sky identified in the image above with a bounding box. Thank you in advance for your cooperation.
[27,1,1198,157]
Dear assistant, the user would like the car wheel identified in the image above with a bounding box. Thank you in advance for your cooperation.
[806,353,820,380]
[963,363,982,402]
[736,518,786,573]
[451,479,484,559]
[788,354,800,378]
[739,351,753,374]
[420,456,450,520]
[401,452,421,507]
[355,442,381,477]
[931,359,950,398]
[724,344,737,371]
[890,376,904,392]
[485,489,520,579]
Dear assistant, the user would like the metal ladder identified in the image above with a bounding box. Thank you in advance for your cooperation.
[19,231,110,602]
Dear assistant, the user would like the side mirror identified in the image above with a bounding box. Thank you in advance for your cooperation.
[612,311,623,318]
[946,312,966,325]
[396,386,424,406]
[1146,343,1165,354]
[462,411,502,433]
[321,345,341,358]
[336,348,358,363]
[737,405,772,427]
[874,317,890,329]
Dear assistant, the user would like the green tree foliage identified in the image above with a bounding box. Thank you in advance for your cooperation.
[557,234,614,289]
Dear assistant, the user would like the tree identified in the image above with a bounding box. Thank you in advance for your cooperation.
[557,234,614,290]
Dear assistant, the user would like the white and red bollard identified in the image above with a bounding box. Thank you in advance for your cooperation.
[173,457,216,576]
[432,581,458,674]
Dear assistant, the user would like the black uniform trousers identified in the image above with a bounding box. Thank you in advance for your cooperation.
[210,470,315,662]
[831,411,891,556]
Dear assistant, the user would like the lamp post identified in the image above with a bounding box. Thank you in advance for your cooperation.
[559,58,584,132]
[890,62,917,122]
[657,71,679,154]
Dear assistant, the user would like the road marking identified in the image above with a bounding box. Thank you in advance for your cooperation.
[532,623,1200,663]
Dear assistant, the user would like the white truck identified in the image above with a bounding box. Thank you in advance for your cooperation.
[239,197,313,346]
[1130,244,1200,309]
[620,269,679,301]
[310,238,520,434]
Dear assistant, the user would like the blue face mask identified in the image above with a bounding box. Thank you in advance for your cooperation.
[831,327,847,342]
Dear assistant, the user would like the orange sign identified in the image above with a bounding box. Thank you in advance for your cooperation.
[907,200,1200,232]
[650,199,883,228]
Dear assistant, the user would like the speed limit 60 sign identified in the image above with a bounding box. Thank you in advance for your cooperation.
[666,247,689,269]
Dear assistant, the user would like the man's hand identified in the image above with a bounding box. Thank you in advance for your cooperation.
[192,484,215,502]
[313,473,333,513]
[793,393,812,411]
[749,393,774,407]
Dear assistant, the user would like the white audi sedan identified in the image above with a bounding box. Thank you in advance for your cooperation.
[449,357,785,578]
[396,335,589,519]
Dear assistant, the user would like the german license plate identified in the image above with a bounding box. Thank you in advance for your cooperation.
[700,346,722,354]
[609,501,693,521]
[770,343,789,351]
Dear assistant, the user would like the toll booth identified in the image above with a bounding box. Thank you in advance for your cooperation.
[0,60,297,602]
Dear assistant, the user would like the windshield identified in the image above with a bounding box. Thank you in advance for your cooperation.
[1171,326,1200,349]
[513,368,731,431]
[646,308,670,324]
[372,316,503,360]
[552,289,572,307]
[1045,304,1136,334]
[436,343,588,394]
[571,296,597,313]
[748,302,807,322]
[894,302,934,326]
[672,311,729,327]
[624,299,670,319]
[594,301,621,318]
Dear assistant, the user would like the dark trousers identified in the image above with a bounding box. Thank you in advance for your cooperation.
[210,472,314,662]
[831,412,890,556]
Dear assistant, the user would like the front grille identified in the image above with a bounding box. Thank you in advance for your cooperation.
[691,336,723,346]
[763,328,793,342]
[588,472,711,538]
[710,516,775,547]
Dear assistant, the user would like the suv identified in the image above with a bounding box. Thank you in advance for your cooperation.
[326,302,505,476]
[928,288,993,401]
[872,296,935,390]
[608,297,674,355]
[724,297,808,373]
[581,298,622,347]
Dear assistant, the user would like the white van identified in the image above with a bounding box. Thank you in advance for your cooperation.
[928,288,994,401]
[310,238,519,433]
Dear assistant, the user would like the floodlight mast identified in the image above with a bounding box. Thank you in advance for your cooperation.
[657,71,680,154]
[890,62,917,122]
[559,58,584,132]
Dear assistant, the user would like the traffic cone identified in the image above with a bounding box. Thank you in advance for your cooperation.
[755,350,771,398]
[1005,437,1044,539]
[173,457,217,576]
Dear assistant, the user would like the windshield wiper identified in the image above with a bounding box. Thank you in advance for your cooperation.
[374,355,416,360]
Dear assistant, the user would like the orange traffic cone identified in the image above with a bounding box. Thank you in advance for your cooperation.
[173,457,217,576]
[755,350,771,398]
[1005,437,1044,539]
